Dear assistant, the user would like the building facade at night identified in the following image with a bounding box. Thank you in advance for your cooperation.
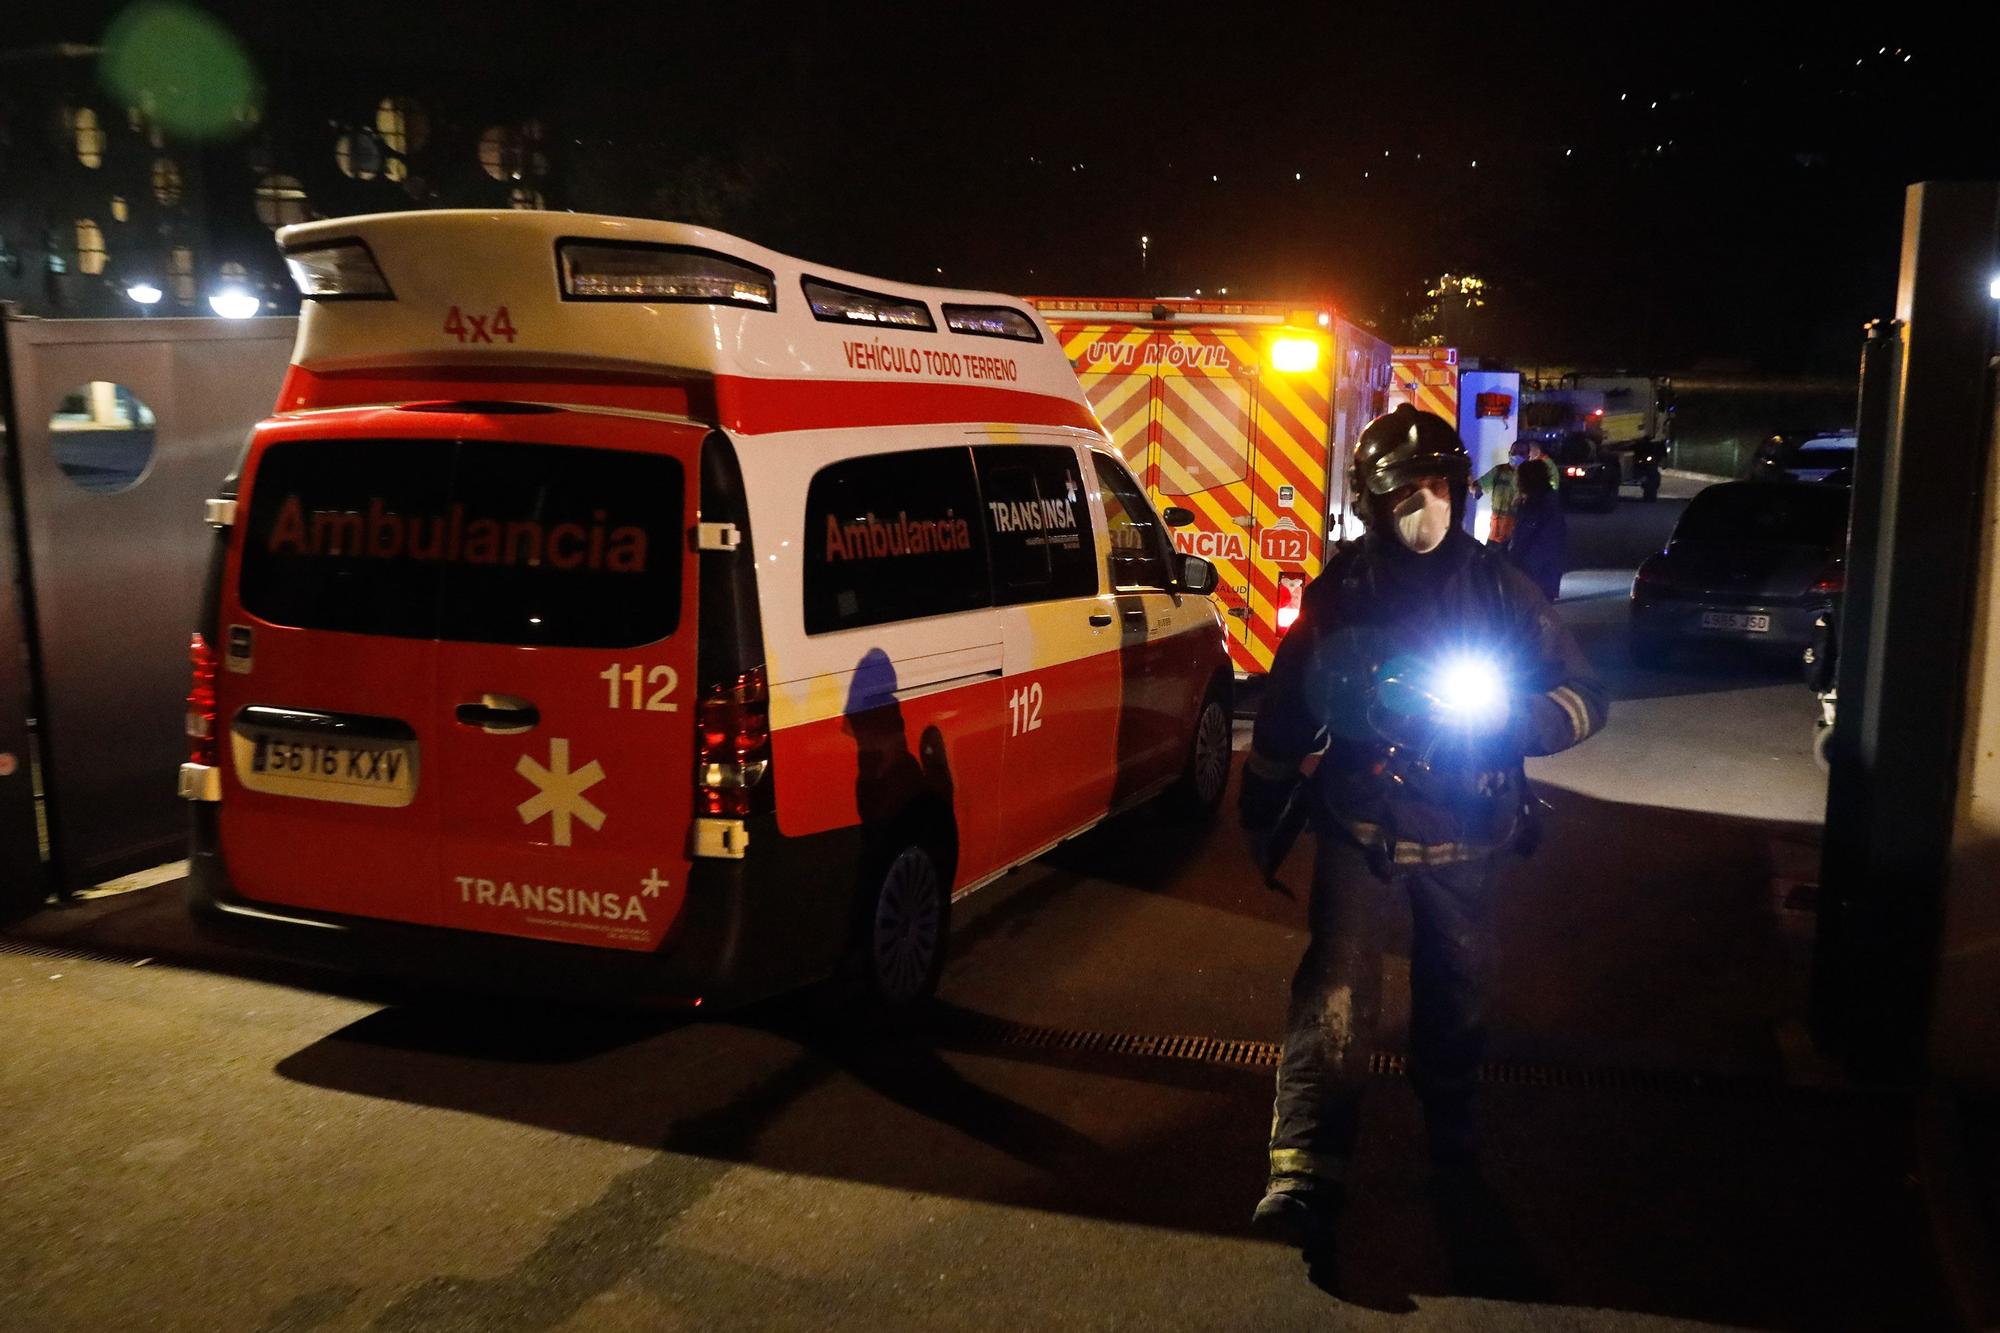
[0,42,560,320]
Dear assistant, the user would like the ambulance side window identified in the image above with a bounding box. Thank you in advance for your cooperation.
[1092,453,1174,591]
[803,447,990,635]
[974,446,1096,606]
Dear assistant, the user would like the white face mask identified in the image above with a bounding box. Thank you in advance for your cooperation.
[1392,486,1451,554]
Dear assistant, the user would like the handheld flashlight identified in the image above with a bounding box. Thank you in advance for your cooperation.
[1429,654,1509,730]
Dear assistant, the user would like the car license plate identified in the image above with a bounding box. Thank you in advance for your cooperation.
[1700,611,1771,633]
[230,713,418,807]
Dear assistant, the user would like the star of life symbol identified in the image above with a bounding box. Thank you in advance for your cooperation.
[516,738,605,847]
[640,868,668,898]
[1065,476,1079,506]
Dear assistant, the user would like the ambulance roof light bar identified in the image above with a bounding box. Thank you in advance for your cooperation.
[558,239,775,309]
[283,239,394,300]
[802,275,934,330]
[942,304,1043,343]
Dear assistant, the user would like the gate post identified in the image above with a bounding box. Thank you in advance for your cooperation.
[1813,181,2000,1081]
[0,308,51,914]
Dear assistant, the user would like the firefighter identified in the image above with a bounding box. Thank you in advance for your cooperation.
[1469,440,1529,544]
[1240,403,1607,1257]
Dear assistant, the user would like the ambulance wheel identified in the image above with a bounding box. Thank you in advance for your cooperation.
[859,843,949,1008]
[1168,685,1232,818]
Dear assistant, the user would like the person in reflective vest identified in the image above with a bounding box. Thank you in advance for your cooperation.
[1239,404,1608,1261]
[1470,440,1529,544]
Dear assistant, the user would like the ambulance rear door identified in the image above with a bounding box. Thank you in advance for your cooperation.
[1150,328,1260,673]
[1064,321,1155,482]
[1244,335,1336,672]
[432,409,704,952]
[222,422,450,928]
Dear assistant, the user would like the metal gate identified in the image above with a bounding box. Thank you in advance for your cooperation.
[0,313,296,904]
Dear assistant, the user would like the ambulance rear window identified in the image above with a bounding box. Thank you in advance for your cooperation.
[240,438,684,648]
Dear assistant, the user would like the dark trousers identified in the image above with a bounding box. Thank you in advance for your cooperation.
[1268,832,1497,1191]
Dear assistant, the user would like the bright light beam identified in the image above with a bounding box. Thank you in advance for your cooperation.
[1431,654,1508,729]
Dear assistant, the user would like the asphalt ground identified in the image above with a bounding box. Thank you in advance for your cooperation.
[0,477,1957,1331]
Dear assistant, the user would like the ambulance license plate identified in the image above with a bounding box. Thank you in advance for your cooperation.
[1700,611,1770,633]
[230,709,418,808]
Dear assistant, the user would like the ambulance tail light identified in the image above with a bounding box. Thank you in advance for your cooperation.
[1633,554,1675,591]
[186,633,219,767]
[696,666,772,819]
[283,240,393,300]
[560,240,775,309]
[1276,573,1306,633]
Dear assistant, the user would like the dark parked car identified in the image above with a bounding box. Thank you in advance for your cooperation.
[1629,481,1848,664]
[1553,432,1620,511]
[1781,433,1856,484]
[1748,430,1857,484]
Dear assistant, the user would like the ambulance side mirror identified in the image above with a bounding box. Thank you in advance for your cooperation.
[1177,554,1217,595]
[1162,506,1195,528]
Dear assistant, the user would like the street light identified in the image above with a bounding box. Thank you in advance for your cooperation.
[126,281,163,306]
[207,286,260,319]
[1989,274,2000,301]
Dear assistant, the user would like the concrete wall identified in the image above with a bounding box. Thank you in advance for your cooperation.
[1666,376,1855,478]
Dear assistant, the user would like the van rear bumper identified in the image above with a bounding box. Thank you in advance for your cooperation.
[186,806,848,1010]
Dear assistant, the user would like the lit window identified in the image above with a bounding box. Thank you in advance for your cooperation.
[169,246,196,304]
[74,220,107,275]
[74,107,105,168]
[375,97,427,155]
[152,159,183,207]
[110,196,129,223]
[254,175,309,228]
[508,187,544,210]
[220,261,248,281]
[126,106,143,132]
[478,126,523,181]
[335,133,382,181]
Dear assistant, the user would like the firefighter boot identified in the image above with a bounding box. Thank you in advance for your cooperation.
[1252,1184,1341,1256]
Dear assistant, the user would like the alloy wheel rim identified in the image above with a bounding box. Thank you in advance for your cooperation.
[1194,701,1230,804]
[873,848,940,1003]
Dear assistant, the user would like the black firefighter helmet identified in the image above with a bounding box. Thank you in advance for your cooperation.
[1349,403,1472,529]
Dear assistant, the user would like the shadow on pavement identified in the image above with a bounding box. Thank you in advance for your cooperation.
[250,760,1946,1327]
[269,976,1947,1327]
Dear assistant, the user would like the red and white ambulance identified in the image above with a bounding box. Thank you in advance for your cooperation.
[183,211,1233,1008]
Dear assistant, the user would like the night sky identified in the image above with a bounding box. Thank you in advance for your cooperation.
[24,3,2000,374]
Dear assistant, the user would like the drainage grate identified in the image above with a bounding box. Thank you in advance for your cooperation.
[0,937,140,967]
[966,1020,1283,1068]
[959,1017,1793,1097]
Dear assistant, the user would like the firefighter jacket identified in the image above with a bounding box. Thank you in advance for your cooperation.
[1241,526,1607,863]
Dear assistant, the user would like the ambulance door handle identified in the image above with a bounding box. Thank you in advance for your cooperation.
[456,696,540,735]
[1089,612,1114,628]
